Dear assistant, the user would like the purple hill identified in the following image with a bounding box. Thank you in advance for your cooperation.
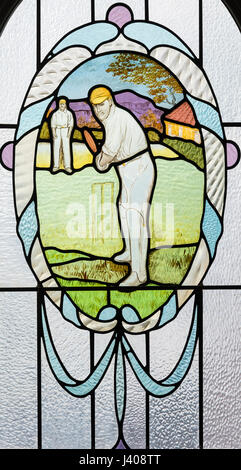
[115,91,164,127]
[67,91,164,131]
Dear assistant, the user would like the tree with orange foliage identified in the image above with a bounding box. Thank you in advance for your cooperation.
[106,53,183,105]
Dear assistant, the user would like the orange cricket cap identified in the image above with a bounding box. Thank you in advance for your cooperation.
[89,87,111,105]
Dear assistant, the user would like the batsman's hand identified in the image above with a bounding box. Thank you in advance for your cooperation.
[95,152,110,172]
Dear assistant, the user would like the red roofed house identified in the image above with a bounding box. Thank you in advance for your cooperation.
[163,101,201,144]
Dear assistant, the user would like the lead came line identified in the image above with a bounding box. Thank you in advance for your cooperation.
[0,124,17,128]
[197,287,203,449]
[199,0,203,67]
[0,285,240,291]
[146,332,150,449]
[145,0,149,22]
[37,0,41,69]
[90,332,95,450]
[91,0,95,23]
[37,287,42,450]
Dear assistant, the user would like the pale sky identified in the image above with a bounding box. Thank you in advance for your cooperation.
[58,53,183,109]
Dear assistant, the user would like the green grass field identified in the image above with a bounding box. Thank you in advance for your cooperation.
[36,157,204,253]
[37,147,203,319]
[163,137,204,170]
[45,245,196,319]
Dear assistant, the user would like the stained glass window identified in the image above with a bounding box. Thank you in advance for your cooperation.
[0,0,240,459]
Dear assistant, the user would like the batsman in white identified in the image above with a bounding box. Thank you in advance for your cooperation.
[51,98,74,173]
[89,86,156,287]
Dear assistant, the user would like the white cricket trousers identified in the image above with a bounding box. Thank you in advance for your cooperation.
[53,128,71,168]
[117,152,155,280]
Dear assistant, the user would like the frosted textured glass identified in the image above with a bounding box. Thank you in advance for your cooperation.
[0,129,15,150]
[0,0,36,123]
[94,331,113,363]
[94,333,118,449]
[203,290,240,449]
[204,127,241,285]
[150,348,199,449]
[149,296,198,449]
[149,0,199,56]
[123,362,146,449]
[42,348,91,449]
[41,0,91,60]
[203,0,241,121]
[95,361,118,449]
[42,298,91,448]
[95,0,145,20]
[44,297,90,379]
[0,293,37,449]
[126,333,146,366]
[150,296,194,379]
[0,152,36,287]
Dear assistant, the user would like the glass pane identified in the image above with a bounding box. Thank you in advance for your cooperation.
[41,0,91,61]
[0,129,36,287]
[203,0,241,121]
[0,292,37,449]
[203,289,240,449]
[204,126,241,285]
[42,297,92,449]
[0,0,36,123]
[149,0,200,56]
[150,296,199,449]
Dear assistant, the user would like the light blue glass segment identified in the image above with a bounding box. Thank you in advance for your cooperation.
[53,23,118,54]
[62,294,80,327]
[122,336,131,353]
[122,306,139,323]
[115,343,125,422]
[41,304,76,386]
[65,336,116,396]
[187,94,224,138]
[124,22,194,57]
[99,307,117,321]
[18,201,38,256]
[122,337,175,396]
[202,199,222,258]
[126,350,175,396]
[16,97,53,140]
[162,303,198,386]
[159,294,177,327]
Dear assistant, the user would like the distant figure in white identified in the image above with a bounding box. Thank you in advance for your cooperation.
[89,86,155,287]
[51,98,74,173]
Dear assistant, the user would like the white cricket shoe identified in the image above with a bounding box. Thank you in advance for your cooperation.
[119,271,147,287]
[114,252,131,263]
